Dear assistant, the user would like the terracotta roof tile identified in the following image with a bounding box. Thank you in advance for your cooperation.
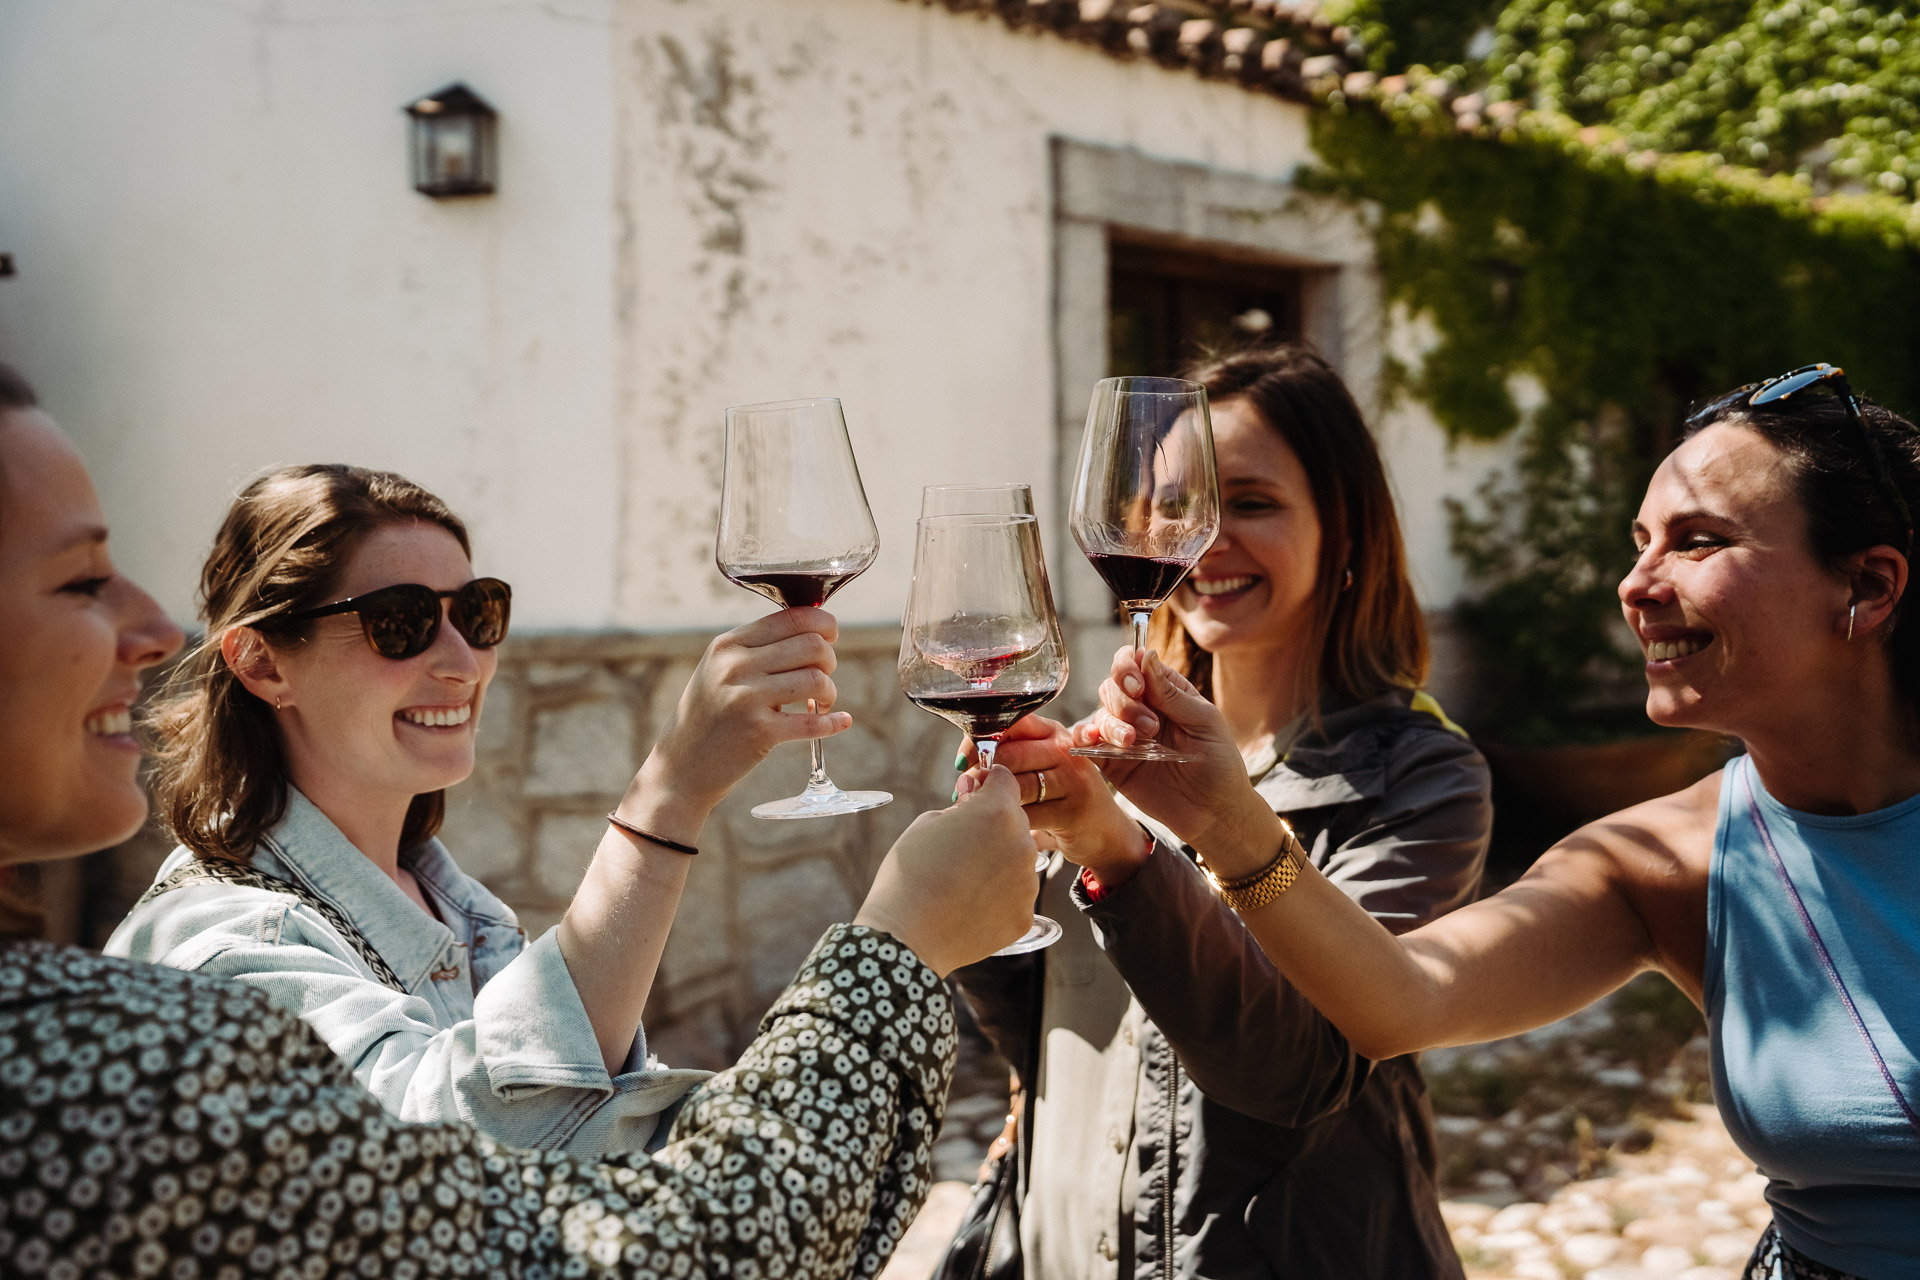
[898,0,1355,103]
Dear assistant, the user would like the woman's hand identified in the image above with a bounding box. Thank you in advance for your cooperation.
[855,766,1040,976]
[956,717,1154,889]
[625,608,850,842]
[1077,647,1277,868]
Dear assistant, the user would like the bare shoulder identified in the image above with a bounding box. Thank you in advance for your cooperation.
[1558,768,1722,1001]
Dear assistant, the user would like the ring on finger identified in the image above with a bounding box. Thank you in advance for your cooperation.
[1035,770,1049,804]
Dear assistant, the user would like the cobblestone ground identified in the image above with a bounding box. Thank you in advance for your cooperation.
[883,973,1757,1280]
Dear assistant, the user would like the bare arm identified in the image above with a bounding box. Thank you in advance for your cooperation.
[1079,649,1716,1061]
[558,608,855,1072]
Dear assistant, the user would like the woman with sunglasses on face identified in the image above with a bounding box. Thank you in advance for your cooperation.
[1034,365,1920,1280]
[0,361,1047,1277]
[104,462,878,1156]
[954,346,1491,1280]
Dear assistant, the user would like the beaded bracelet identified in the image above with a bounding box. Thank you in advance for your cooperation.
[1197,819,1304,912]
[606,811,700,856]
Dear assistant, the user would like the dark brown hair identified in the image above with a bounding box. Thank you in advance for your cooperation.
[1685,389,1920,715]
[0,361,38,534]
[149,464,471,864]
[1146,343,1429,709]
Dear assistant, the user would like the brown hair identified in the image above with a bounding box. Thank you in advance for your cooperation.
[148,464,471,864]
[0,361,38,534]
[1146,343,1428,709]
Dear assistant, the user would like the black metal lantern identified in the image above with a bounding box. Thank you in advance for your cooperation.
[404,83,497,198]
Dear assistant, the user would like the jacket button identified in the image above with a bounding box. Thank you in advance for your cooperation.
[1097,1234,1116,1261]
[1108,1128,1125,1153]
[1123,1026,1134,1046]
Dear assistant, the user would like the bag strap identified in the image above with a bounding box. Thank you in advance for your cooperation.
[1008,875,1049,1202]
[135,857,409,995]
[1741,759,1920,1140]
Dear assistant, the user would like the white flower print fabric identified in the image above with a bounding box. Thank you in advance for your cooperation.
[0,924,955,1279]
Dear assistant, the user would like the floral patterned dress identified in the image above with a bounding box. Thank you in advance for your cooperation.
[0,924,954,1279]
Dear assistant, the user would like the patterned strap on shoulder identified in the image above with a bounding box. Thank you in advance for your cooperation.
[134,858,408,994]
[1741,759,1920,1140]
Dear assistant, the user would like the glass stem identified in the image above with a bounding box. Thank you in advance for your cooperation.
[1131,610,1152,659]
[806,699,833,791]
[976,737,998,770]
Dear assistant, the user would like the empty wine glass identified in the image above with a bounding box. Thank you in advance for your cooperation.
[1069,376,1220,763]
[900,514,1067,954]
[717,396,893,819]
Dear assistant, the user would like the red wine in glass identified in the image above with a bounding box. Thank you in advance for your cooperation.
[909,685,1062,742]
[1069,376,1220,763]
[1083,552,1196,610]
[721,565,864,609]
[900,513,1069,955]
[716,396,891,820]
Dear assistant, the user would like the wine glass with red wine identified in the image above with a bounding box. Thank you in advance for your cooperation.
[1068,376,1219,763]
[900,513,1066,953]
[717,396,893,820]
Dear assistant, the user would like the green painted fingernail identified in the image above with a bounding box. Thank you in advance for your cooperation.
[953,751,968,771]
[950,785,959,802]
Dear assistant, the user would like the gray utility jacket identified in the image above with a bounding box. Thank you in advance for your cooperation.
[956,689,1492,1280]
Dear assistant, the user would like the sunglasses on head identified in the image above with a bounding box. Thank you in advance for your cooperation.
[1687,362,1914,550]
[284,577,512,659]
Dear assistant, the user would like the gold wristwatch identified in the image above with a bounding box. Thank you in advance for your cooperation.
[1197,819,1305,912]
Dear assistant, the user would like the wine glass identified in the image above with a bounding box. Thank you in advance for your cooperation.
[920,483,1034,517]
[900,514,1067,954]
[717,396,893,820]
[1068,376,1220,763]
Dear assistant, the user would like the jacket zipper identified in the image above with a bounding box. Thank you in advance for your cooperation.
[1162,1038,1179,1280]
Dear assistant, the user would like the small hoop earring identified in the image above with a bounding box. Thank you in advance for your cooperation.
[276,696,285,711]
[1848,603,1858,642]
[1342,567,1354,592]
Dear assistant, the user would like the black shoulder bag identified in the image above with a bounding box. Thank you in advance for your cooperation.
[933,946,1046,1280]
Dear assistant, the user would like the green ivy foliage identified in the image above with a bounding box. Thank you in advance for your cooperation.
[1305,92,1920,741]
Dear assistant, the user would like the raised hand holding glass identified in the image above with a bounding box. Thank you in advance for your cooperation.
[900,513,1066,954]
[1069,376,1219,763]
[717,397,892,819]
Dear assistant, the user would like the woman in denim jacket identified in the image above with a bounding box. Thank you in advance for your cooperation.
[107,463,864,1157]
[0,362,1047,1279]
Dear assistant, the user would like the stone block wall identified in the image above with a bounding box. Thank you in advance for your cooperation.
[436,623,1019,1071]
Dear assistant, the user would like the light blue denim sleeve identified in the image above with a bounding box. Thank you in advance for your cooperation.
[105,885,709,1157]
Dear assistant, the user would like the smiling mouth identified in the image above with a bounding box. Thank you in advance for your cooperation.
[1644,635,1713,663]
[84,708,134,737]
[1188,575,1258,598]
[399,704,472,729]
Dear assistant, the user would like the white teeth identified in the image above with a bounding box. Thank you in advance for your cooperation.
[1646,637,1709,662]
[85,709,133,737]
[402,704,472,728]
[1191,575,1256,597]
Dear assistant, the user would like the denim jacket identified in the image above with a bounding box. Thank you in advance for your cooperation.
[103,789,710,1157]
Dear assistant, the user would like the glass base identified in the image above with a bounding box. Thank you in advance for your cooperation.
[752,786,893,820]
[992,914,1063,956]
[1070,739,1204,763]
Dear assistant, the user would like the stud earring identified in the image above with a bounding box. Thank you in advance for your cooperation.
[276,695,285,711]
[1848,603,1858,642]
[1342,567,1354,592]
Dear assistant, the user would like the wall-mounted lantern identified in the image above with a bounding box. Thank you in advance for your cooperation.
[404,83,497,198]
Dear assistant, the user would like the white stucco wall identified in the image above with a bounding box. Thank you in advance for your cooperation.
[0,0,1504,633]
[0,0,621,627]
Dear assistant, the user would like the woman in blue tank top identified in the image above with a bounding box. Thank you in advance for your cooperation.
[1008,365,1920,1277]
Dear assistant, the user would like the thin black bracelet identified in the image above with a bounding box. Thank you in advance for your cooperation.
[606,812,700,856]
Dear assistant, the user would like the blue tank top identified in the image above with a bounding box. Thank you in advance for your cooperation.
[1708,756,1920,1278]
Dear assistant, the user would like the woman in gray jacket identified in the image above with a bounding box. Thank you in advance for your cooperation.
[956,345,1493,1280]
